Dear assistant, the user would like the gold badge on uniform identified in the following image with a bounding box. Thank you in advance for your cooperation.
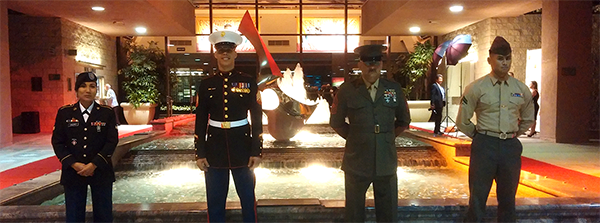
[231,82,251,93]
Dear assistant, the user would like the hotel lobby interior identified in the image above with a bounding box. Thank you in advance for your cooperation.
[0,0,599,222]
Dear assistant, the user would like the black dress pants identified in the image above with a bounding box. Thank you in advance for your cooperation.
[64,183,113,223]
[433,108,443,134]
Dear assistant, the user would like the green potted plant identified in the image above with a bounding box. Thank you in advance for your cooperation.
[398,41,435,99]
[119,39,164,125]
[388,41,435,122]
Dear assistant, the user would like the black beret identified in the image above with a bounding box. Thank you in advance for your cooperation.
[75,72,97,91]
[489,36,511,55]
[354,44,388,63]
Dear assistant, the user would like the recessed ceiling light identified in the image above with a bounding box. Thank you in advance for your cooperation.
[91,6,105,11]
[135,27,147,34]
[409,26,421,33]
[449,5,463,12]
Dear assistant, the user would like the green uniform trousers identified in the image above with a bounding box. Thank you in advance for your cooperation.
[465,133,522,222]
[344,172,398,222]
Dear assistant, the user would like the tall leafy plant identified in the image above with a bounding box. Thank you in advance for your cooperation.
[119,40,165,108]
[398,41,435,99]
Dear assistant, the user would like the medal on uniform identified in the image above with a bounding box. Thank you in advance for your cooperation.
[71,138,77,145]
[383,89,397,103]
[91,121,106,132]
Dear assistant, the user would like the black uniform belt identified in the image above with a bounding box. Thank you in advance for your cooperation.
[352,124,392,134]
[478,130,516,140]
[209,119,248,129]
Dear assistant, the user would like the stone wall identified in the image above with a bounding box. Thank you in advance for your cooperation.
[9,14,116,132]
[442,14,542,82]
[61,19,117,105]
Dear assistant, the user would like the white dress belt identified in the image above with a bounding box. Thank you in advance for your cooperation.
[209,119,249,129]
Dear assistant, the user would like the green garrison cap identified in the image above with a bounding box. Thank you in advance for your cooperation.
[354,44,388,62]
[489,36,511,55]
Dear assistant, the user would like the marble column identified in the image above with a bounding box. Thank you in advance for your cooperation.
[0,2,13,147]
[541,1,593,143]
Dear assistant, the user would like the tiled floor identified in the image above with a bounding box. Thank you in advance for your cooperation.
[0,125,151,173]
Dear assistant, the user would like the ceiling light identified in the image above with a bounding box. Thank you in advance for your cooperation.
[91,6,105,11]
[135,27,147,34]
[409,26,421,33]
[449,5,463,12]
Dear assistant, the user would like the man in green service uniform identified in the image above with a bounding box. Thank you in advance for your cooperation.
[457,36,535,222]
[330,44,411,222]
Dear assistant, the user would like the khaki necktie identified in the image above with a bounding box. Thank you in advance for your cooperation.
[368,85,377,102]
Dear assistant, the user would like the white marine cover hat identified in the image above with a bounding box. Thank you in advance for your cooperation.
[209,30,243,46]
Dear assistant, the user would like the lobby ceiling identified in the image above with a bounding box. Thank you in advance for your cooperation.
[6,0,196,36]
[6,0,544,37]
[361,0,543,36]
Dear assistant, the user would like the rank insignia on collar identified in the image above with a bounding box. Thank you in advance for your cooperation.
[383,89,397,103]
[511,93,522,97]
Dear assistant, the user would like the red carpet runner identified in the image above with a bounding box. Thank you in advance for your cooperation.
[0,157,61,189]
[521,157,600,193]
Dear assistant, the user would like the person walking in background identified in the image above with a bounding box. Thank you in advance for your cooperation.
[194,30,263,223]
[527,81,539,137]
[105,84,120,125]
[52,72,119,222]
[429,74,446,136]
[330,44,411,222]
[456,36,534,222]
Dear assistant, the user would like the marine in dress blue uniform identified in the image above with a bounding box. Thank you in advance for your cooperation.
[52,72,118,222]
[195,30,263,223]
[330,44,411,222]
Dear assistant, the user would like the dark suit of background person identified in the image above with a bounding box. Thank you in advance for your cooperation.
[195,30,263,223]
[429,74,446,135]
[52,72,118,223]
[330,44,411,222]
[456,36,534,222]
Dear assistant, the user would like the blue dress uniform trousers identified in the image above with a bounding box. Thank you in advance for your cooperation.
[465,133,522,222]
[205,167,257,223]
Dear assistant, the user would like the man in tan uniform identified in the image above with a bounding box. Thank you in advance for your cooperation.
[456,36,534,222]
